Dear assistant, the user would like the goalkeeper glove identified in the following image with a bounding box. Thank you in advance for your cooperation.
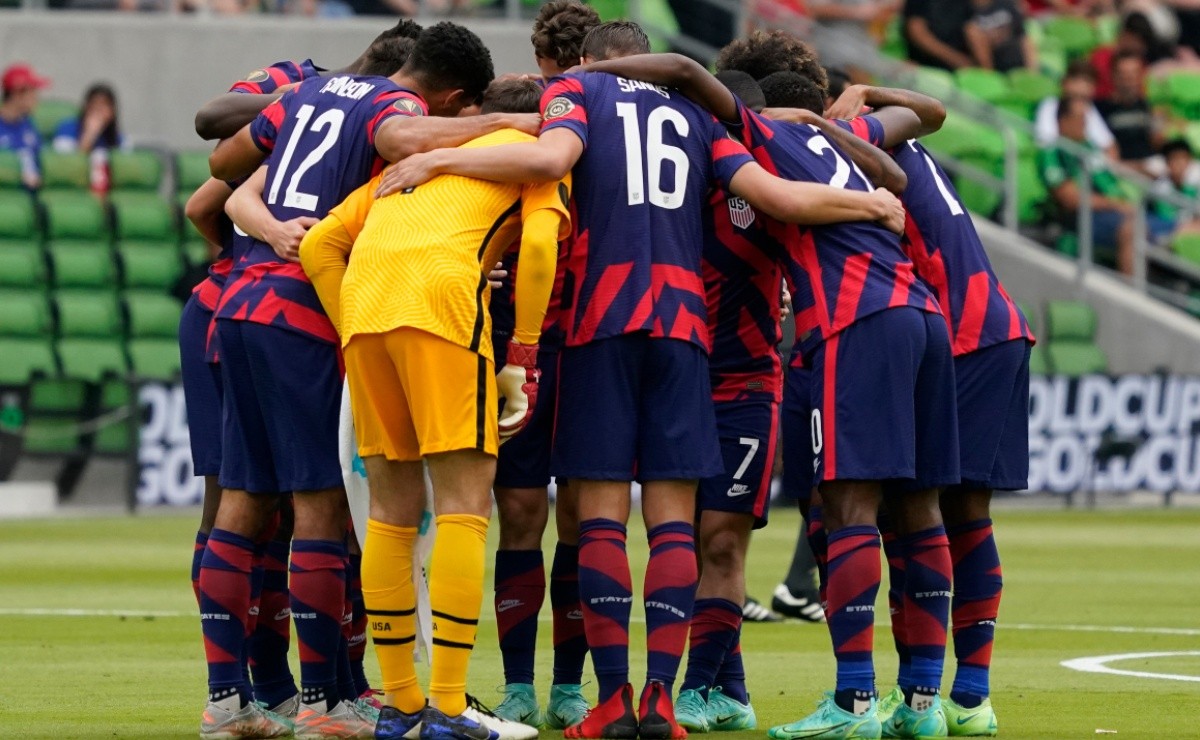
[496,341,540,443]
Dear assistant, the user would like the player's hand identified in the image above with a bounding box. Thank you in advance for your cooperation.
[780,282,793,319]
[266,216,319,262]
[506,112,543,137]
[376,151,443,198]
[871,189,907,235]
[496,341,540,443]
[825,84,869,121]
[488,262,508,289]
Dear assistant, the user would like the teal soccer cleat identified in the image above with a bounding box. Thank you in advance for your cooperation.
[942,697,997,737]
[769,695,882,740]
[882,696,947,739]
[674,688,710,733]
[492,684,542,727]
[705,687,756,731]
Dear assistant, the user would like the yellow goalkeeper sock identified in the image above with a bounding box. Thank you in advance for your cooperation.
[362,519,425,714]
[429,513,489,716]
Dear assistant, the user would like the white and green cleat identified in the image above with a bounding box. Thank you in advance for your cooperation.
[942,697,997,737]
[544,683,589,730]
[674,688,710,733]
[881,696,947,739]
[768,695,882,740]
[200,699,294,739]
[492,683,543,727]
[875,687,904,727]
[705,687,756,732]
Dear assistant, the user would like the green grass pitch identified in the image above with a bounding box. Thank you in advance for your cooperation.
[1,507,1198,738]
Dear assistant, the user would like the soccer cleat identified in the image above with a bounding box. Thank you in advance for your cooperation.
[564,683,638,740]
[771,584,826,623]
[376,705,425,740]
[545,684,590,730]
[358,689,384,712]
[351,697,381,724]
[742,594,784,623]
[492,683,543,727]
[294,700,376,739]
[881,697,947,739]
[674,689,709,733]
[942,698,997,737]
[705,687,756,732]
[638,680,687,740]
[875,688,904,727]
[419,705,498,740]
[268,693,302,719]
[200,699,294,739]
[768,695,881,740]
[463,695,539,740]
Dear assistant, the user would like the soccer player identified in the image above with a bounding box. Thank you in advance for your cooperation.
[488,0,600,730]
[300,74,560,740]
[377,22,906,740]
[200,23,505,739]
[826,82,1035,737]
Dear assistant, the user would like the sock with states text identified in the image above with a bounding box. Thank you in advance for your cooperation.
[881,523,911,688]
[826,525,881,715]
[429,514,489,717]
[949,518,1002,707]
[346,550,370,696]
[550,542,588,686]
[644,521,698,694]
[251,537,296,708]
[494,549,545,686]
[901,526,952,706]
[681,597,741,696]
[192,530,208,607]
[199,528,255,706]
[362,519,424,714]
[578,518,632,702]
[290,539,347,712]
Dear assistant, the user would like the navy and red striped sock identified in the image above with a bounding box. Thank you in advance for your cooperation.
[346,550,370,696]
[550,543,588,686]
[714,625,749,704]
[199,528,255,705]
[681,597,741,696]
[337,551,357,703]
[644,521,697,694]
[881,526,912,688]
[494,549,545,686]
[826,525,881,712]
[251,537,296,708]
[901,526,952,703]
[807,506,829,610]
[948,519,1002,707]
[290,539,347,711]
[578,518,632,702]
[192,530,208,607]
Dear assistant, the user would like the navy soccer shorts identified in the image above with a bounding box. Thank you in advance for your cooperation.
[178,295,222,477]
[216,319,342,495]
[809,307,960,488]
[697,396,778,529]
[779,364,814,503]
[953,339,1031,490]
[552,333,722,482]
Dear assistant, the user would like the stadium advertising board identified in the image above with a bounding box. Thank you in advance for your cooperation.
[137,381,204,507]
[1029,373,1200,494]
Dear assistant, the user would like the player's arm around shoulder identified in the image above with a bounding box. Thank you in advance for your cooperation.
[728,162,907,233]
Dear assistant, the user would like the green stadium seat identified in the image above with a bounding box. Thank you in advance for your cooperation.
[1016,156,1049,225]
[0,244,47,289]
[1044,300,1109,376]
[1006,69,1058,119]
[55,290,122,337]
[1171,232,1200,265]
[56,338,128,382]
[1036,34,1068,79]
[41,193,108,242]
[128,339,181,381]
[0,289,52,337]
[0,191,38,241]
[1028,344,1050,375]
[880,16,907,60]
[1041,16,1098,59]
[109,150,164,194]
[0,336,57,384]
[176,151,213,195]
[111,195,176,241]
[1147,75,1171,108]
[1166,71,1200,120]
[125,293,182,337]
[32,100,79,141]
[21,377,90,455]
[955,155,1003,217]
[955,68,1011,106]
[47,242,118,289]
[0,150,22,189]
[118,243,183,290]
[182,241,212,267]
[912,66,956,99]
[40,151,91,192]
[92,379,135,455]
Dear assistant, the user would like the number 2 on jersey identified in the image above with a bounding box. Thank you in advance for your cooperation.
[616,102,690,209]
[267,103,346,212]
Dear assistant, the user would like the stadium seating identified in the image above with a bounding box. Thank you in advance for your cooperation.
[92,379,135,455]
[32,100,79,141]
[1043,300,1109,376]
[0,245,47,289]
[47,241,118,289]
[40,151,91,192]
[176,151,212,196]
[109,150,164,194]
[1172,232,1200,265]
[23,378,90,455]
[125,293,183,381]
[0,150,22,189]
[0,191,39,244]
[0,289,57,385]
[119,243,183,291]
[42,193,108,242]
[55,291,128,382]
[1041,15,1097,59]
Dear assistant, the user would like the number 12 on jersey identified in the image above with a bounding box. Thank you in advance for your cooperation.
[616,102,690,210]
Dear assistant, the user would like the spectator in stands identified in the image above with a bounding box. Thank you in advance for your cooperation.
[966,0,1037,71]
[0,63,48,190]
[53,84,126,194]
[1039,96,1136,274]
[1035,60,1118,158]
[1023,0,1113,16]
[1091,11,1161,100]
[903,0,975,69]
[1148,138,1200,244]
[1097,51,1164,176]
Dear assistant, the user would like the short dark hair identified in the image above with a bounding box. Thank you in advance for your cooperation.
[716,30,827,93]
[1163,138,1194,159]
[358,37,417,77]
[581,21,651,61]
[404,22,496,103]
[532,0,602,69]
[1064,59,1098,83]
[825,66,851,100]
[715,70,765,113]
[372,18,423,45]
[760,71,825,114]
[481,77,543,114]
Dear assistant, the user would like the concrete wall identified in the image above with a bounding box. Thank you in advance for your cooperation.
[0,11,540,150]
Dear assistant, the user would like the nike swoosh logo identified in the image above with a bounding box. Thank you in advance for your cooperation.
[714,715,738,725]
[789,722,850,737]
[956,715,981,725]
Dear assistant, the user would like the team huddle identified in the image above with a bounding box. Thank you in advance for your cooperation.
[180,4,1031,740]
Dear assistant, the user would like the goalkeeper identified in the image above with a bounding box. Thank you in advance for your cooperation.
[298,76,569,739]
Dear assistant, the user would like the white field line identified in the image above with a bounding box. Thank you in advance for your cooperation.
[1061,651,1200,683]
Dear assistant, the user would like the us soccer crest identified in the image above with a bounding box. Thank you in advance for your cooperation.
[393,98,425,116]
[727,196,755,229]
[544,96,575,120]
[243,69,270,83]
